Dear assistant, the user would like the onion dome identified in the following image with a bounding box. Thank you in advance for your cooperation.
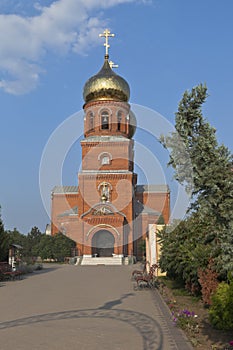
[83,57,130,104]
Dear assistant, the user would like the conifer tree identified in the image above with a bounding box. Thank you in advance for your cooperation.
[160,84,233,285]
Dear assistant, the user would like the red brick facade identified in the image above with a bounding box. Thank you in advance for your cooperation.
[50,56,170,259]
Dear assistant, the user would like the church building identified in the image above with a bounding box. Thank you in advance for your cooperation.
[51,30,170,264]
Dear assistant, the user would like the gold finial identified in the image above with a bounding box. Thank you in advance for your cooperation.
[109,61,119,69]
[99,29,115,58]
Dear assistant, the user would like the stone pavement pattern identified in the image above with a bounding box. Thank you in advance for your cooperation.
[0,264,193,350]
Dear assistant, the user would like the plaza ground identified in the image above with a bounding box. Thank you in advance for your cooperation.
[0,264,193,350]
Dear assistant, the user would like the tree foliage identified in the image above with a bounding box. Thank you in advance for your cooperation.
[1,222,76,262]
[7,228,26,247]
[209,274,233,330]
[158,215,212,294]
[23,226,43,257]
[159,84,233,292]
[0,208,8,261]
[52,233,76,261]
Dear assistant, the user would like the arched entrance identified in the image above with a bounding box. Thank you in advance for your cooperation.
[92,230,115,257]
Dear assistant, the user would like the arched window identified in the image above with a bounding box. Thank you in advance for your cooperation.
[101,110,109,130]
[102,156,110,165]
[117,111,122,131]
[98,152,112,166]
[89,112,94,131]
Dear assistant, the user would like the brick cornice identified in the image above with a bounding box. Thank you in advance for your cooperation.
[84,100,130,110]
[84,217,124,225]
[78,173,134,180]
[80,140,132,147]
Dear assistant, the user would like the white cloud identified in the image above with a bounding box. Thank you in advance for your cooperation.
[0,0,141,95]
[0,59,42,94]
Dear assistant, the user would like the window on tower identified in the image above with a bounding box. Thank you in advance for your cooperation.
[101,110,109,130]
[89,112,94,131]
[117,111,122,131]
[98,152,112,165]
[102,156,110,165]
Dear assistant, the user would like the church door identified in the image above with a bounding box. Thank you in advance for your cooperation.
[92,230,115,257]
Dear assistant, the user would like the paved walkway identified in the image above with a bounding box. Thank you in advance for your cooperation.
[0,264,193,350]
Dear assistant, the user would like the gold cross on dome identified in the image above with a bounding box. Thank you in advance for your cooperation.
[109,61,119,69]
[99,29,115,57]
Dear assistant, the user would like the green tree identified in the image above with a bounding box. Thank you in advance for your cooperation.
[36,233,76,261]
[7,228,26,247]
[53,233,76,262]
[158,216,212,293]
[160,84,233,287]
[37,234,54,260]
[24,226,43,257]
[0,208,8,261]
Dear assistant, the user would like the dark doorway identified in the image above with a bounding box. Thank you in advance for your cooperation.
[92,230,115,257]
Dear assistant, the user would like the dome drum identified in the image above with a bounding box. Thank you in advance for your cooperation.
[83,101,136,139]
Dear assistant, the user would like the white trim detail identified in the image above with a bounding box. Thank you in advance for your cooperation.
[98,107,112,116]
[98,151,113,161]
[86,224,120,240]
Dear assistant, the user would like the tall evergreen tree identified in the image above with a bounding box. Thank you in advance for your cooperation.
[24,226,42,257]
[160,84,233,285]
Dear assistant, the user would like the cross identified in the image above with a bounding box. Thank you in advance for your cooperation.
[109,61,119,69]
[99,29,115,57]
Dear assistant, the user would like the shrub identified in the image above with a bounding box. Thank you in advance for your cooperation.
[34,263,43,271]
[18,263,43,274]
[209,275,233,330]
[18,264,34,274]
[198,260,219,306]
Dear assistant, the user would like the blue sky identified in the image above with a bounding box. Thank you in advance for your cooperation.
[1,0,233,234]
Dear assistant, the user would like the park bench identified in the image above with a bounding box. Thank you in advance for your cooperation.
[0,262,22,281]
[132,260,149,279]
[135,263,158,288]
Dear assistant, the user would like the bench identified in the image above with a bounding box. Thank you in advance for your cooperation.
[132,261,149,279]
[135,264,158,288]
[0,262,22,281]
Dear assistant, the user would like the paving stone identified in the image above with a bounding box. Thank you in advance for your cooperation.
[0,264,193,350]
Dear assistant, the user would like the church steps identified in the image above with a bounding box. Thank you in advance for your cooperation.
[81,256,123,266]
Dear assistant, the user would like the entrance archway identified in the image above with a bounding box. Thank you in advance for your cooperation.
[92,230,115,257]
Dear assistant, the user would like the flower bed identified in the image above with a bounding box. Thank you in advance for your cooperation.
[158,277,233,349]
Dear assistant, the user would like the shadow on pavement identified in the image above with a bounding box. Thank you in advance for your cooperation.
[0,298,164,350]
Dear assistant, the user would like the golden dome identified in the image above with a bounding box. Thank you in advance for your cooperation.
[83,58,130,104]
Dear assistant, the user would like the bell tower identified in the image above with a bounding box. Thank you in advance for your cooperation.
[51,29,170,262]
[78,29,137,257]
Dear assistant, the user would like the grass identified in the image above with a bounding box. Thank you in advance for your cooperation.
[159,276,198,297]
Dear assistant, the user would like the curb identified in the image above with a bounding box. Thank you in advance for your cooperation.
[150,288,194,350]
